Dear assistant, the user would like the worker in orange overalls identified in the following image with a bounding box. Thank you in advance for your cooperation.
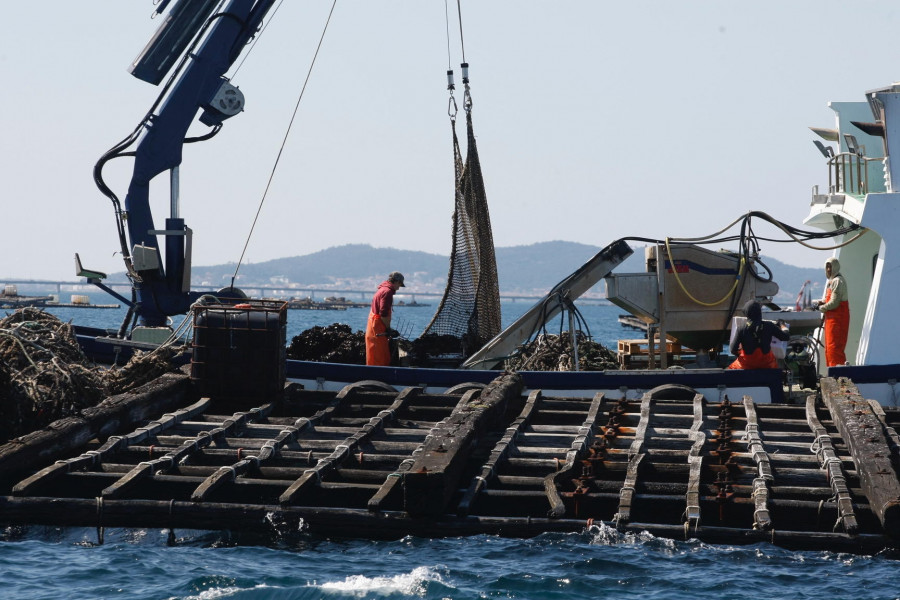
[813,257,850,367]
[365,271,405,366]
[728,300,790,369]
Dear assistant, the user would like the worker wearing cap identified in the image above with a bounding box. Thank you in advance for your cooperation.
[812,257,850,367]
[365,271,405,366]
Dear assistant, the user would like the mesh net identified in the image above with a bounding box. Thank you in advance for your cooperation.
[420,109,501,357]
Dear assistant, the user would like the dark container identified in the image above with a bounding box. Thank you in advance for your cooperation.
[191,300,287,400]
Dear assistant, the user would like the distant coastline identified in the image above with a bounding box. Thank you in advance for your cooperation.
[3,241,822,303]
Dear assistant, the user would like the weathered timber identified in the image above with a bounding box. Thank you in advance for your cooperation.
[7,370,900,552]
[614,393,651,525]
[12,398,211,496]
[868,399,900,452]
[545,392,605,518]
[458,389,542,516]
[684,393,706,530]
[402,372,524,517]
[806,394,859,534]
[103,404,273,499]
[368,389,482,513]
[743,395,773,530]
[0,369,192,484]
[0,495,885,551]
[278,387,420,504]
[821,377,900,537]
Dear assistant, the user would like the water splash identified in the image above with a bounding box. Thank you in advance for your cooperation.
[172,584,274,600]
[317,565,444,597]
[587,521,677,551]
[264,511,306,538]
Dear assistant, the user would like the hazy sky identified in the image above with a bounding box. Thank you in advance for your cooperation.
[3,1,899,281]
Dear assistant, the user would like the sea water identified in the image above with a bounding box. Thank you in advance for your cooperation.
[41,297,626,350]
[4,299,900,599]
[2,525,899,600]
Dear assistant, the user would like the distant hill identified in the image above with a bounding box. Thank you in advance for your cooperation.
[186,241,611,295]
[114,241,823,301]
[190,244,449,288]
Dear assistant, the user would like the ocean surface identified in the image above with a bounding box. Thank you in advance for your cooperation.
[4,297,900,600]
[38,296,627,350]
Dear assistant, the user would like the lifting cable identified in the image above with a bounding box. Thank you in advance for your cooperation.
[444,0,458,120]
[231,0,286,79]
[445,0,472,118]
[230,0,338,289]
[454,0,472,112]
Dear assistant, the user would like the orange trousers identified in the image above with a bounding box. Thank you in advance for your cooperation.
[824,300,849,367]
[727,348,777,370]
[365,312,390,366]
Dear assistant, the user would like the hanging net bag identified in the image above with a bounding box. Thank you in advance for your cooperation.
[417,93,501,361]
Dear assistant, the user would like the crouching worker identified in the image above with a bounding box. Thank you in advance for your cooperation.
[728,300,789,370]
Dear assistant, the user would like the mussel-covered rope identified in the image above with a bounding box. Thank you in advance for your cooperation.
[0,308,185,444]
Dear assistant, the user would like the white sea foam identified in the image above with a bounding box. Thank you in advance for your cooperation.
[587,521,676,550]
[318,565,442,597]
[168,584,274,600]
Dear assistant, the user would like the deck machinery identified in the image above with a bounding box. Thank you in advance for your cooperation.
[81,0,278,340]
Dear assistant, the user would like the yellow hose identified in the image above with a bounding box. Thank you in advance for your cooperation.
[664,237,745,307]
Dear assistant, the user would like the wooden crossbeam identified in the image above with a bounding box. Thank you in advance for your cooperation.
[616,393,652,526]
[684,394,706,535]
[458,389,543,516]
[278,387,420,505]
[805,394,858,535]
[743,395,773,531]
[545,392,605,518]
[102,404,272,499]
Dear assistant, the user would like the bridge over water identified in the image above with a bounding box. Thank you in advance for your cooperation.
[0,279,594,304]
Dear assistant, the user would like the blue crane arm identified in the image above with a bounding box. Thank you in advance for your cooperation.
[121,0,277,326]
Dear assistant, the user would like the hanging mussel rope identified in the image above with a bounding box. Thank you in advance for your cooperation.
[417,6,501,361]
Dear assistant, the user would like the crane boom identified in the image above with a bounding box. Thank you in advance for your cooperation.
[91,0,278,327]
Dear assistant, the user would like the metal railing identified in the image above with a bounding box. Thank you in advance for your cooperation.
[827,151,882,196]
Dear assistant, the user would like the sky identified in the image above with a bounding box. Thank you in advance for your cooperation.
[2,1,900,282]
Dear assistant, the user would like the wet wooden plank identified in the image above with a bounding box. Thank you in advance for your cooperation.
[0,370,191,481]
[12,398,211,496]
[615,394,651,525]
[278,387,421,504]
[805,393,858,535]
[458,389,543,516]
[545,392,605,518]
[103,405,273,499]
[743,395,773,530]
[402,373,524,517]
[684,394,705,532]
[821,377,900,537]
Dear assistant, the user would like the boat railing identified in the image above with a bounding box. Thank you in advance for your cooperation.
[826,150,883,197]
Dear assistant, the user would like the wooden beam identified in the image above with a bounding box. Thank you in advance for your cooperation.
[821,377,900,537]
[403,373,524,517]
[805,392,858,535]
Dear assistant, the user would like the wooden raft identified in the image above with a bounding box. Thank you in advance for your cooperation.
[1,374,900,552]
